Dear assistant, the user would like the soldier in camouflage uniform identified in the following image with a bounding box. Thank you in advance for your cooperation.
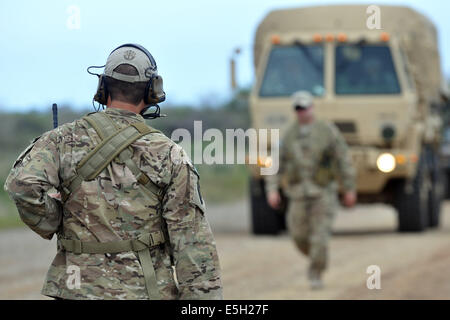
[266,91,356,290]
[4,44,223,300]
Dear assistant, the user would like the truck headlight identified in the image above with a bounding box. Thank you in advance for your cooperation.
[257,156,272,168]
[376,153,396,173]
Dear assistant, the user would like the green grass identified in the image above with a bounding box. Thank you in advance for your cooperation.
[0,156,24,230]
[0,215,24,230]
[0,189,23,230]
[197,164,249,204]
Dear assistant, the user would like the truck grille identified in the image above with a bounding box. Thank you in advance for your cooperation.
[334,121,357,133]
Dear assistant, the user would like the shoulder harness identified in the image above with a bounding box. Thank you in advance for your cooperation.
[59,112,166,300]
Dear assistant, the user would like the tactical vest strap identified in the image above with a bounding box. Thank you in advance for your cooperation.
[61,112,162,200]
[84,112,118,140]
[58,230,165,300]
[59,112,167,299]
[118,149,162,196]
[58,230,165,254]
[76,122,153,179]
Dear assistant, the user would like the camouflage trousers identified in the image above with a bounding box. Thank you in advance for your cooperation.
[286,191,337,274]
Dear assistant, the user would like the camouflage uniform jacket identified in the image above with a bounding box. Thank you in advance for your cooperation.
[4,107,223,300]
[265,118,355,199]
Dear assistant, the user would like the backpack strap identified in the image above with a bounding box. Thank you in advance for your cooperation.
[59,112,166,300]
[61,112,162,201]
[88,113,164,197]
[84,112,118,140]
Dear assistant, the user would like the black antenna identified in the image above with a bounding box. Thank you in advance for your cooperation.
[52,103,58,128]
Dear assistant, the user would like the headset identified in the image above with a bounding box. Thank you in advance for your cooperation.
[88,44,166,119]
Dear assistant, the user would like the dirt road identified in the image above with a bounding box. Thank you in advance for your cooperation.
[1,201,449,300]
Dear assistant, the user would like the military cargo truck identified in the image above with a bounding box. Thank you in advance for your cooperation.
[249,5,447,234]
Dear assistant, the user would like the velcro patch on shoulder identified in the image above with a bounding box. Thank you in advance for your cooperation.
[13,135,41,168]
[189,166,205,215]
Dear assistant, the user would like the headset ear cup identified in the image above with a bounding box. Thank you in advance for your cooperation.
[94,75,108,105]
[144,75,165,105]
[152,76,166,102]
[144,79,152,105]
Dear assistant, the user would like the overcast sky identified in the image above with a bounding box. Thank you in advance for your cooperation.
[0,0,449,111]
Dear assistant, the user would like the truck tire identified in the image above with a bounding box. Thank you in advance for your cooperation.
[394,152,429,232]
[249,177,285,235]
[445,170,450,200]
[428,184,442,228]
[427,150,443,228]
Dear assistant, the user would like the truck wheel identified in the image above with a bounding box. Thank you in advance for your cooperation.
[427,151,443,228]
[249,177,284,235]
[428,183,442,228]
[395,153,429,232]
[445,170,450,200]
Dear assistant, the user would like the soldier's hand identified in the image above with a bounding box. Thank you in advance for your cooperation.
[342,191,357,208]
[267,191,281,209]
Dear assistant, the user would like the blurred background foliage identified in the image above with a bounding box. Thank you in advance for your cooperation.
[0,89,251,229]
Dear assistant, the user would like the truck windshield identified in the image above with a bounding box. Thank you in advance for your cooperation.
[335,45,401,95]
[259,45,324,97]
